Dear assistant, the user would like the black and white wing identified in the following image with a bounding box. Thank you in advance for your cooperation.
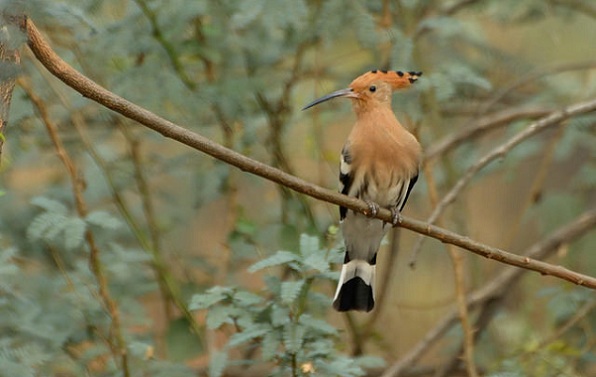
[338,144,353,221]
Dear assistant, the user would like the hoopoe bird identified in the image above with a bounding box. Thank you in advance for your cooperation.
[303,70,422,312]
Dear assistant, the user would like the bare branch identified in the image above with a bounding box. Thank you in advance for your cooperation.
[410,98,596,264]
[133,0,196,90]
[550,0,596,20]
[421,159,478,376]
[533,299,596,350]
[25,18,596,289]
[434,124,568,376]
[18,77,130,377]
[448,247,479,377]
[0,11,25,163]
[477,59,596,117]
[382,208,596,377]
[424,106,552,161]
[413,0,484,39]
[443,0,483,15]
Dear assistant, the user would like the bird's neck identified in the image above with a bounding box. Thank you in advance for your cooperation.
[353,103,402,129]
[352,100,393,117]
[350,102,419,155]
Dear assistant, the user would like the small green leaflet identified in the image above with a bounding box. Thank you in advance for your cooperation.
[248,250,298,273]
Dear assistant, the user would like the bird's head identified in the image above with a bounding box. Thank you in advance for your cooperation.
[302,70,422,111]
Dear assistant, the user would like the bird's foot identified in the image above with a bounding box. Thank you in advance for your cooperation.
[364,200,380,218]
[389,208,403,227]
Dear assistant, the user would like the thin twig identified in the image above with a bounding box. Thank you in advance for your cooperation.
[0,12,25,163]
[18,77,130,377]
[119,123,208,346]
[434,126,567,377]
[533,299,596,351]
[424,106,552,161]
[254,41,319,228]
[381,208,596,377]
[27,49,201,352]
[73,117,205,347]
[120,123,175,319]
[442,0,483,15]
[501,123,566,249]
[446,247,479,377]
[121,127,162,259]
[133,0,195,90]
[423,156,478,377]
[476,60,596,118]
[413,0,483,39]
[550,0,596,19]
[512,299,596,374]
[25,18,596,289]
[409,100,596,266]
[433,294,501,377]
[72,117,173,349]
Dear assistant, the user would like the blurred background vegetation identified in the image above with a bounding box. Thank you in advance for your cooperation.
[1,0,595,376]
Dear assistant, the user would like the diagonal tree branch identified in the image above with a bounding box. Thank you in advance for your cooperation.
[381,208,596,377]
[424,106,552,161]
[410,96,596,265]
[476,59,596,118]
[24,17,596,289]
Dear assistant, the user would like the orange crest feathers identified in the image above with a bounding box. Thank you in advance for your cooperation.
[301,69,423,110]
[349,70,422,91]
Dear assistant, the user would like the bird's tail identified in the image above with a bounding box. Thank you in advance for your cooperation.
[332,259,375,312]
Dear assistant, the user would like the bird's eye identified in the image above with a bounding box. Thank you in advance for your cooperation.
[369,85,376,92]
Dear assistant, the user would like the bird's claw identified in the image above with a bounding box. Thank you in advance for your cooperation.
[365,200,379,218]
[390,208,402,227]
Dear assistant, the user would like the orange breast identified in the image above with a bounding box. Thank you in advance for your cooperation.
[348,109,421,184]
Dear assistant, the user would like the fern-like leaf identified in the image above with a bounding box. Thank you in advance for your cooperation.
[30,196,68,215]
[248,251,298,273]
[189,286,234,310]
[85,210,122,229]
[280,280,305,305]
[228,324,269,347]
[64,217,86,250]
[283,323,305,354]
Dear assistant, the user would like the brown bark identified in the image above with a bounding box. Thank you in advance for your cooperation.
[0,12,26,163]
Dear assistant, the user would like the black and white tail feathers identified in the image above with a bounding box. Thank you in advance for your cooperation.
[333,254,376,312]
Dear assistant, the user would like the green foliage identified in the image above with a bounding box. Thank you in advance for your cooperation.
[483,285,595,377]
[26,196,124,251]
[491,342,588,377]
[190,235,381,377]
[247,250,299,273]
[1,0,594,376]
[0,344,50,377]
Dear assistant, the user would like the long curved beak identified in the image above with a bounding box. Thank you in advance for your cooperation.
[302,88,356,110]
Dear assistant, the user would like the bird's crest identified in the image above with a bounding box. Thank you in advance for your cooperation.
[350,70,422,92]
[301,69,423,111]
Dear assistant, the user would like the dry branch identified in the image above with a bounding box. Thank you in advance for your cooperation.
[410,97,596,263]
[381,208,596,377]
[0,12,25,162]
[18,77,130,377]
[424,106,552,161]
[478,59,596,116]
[24,18,596,289]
